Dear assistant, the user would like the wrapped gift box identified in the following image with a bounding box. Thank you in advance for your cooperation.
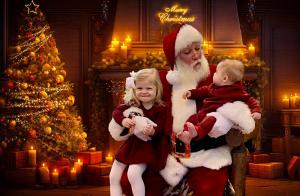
[272,137,285,153]
[288,155,300,179]
[77,151,102,165]
[87,163,111,176]
[248,162,284,179]
[84,174,109,186]
[253,154,270,163]
[6,151,28,169]
[269,153,286,162]
[292,137,300,154]
[4,167,36,186]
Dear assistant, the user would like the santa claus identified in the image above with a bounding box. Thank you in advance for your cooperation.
[115,24,245,195]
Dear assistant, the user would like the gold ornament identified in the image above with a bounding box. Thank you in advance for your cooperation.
[15,70,22,78]
[42,63,51,71]
[30,51,36,58]
[39,33,45,40]
[9,120,17,128]
[39,116,48,124]
[56,57,61,64]
[20,83,28,89]
[81,132,87,139]
[40,91,48,98]
[55,75,64,84]
[35,37,40,43]
[57,112,66,119]
[5,68,13,76]
[44,127,52,135]
[43,71,49,76]
[16,46,21,53]
[59,105,65,110]
[22,57,29,65]
[52,67,56,71]
[67,95,75,106]
[60,70,67,77]
[24,95,30,101]
[53,47,59,55]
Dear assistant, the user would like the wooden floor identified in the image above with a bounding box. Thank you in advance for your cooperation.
[2,177,300,196]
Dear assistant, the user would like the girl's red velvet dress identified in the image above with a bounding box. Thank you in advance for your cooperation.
[112,103,169,172]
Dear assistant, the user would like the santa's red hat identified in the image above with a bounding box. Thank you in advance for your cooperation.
[163,24,203,68]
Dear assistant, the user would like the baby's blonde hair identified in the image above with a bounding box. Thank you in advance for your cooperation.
[218,59,244,83]
[123,68,163,106]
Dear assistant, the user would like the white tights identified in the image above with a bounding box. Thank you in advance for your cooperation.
[109,160,146,196]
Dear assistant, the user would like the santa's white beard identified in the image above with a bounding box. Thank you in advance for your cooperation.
[171,55,210,133]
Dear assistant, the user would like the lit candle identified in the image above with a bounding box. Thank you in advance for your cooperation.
[120,43,128,59]
[208,44,213,55]
[203,41,208,54]
[282,95,290,108]
[248,44,255,57]
[108,45,116,56]
[290,94,298,108]
[105,153,113,164]
[39,163,50,184]
[125,35,132,50]
[52,169,59,185]
[70,167,77,182]
[74,159,83,174]
[28,146,36,166]
[111,38,120,52]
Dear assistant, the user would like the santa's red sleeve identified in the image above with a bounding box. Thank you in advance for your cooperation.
[188,85,211,100]
[112,104,128,125]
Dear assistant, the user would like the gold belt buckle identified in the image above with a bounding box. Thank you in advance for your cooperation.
[171,132,191,158]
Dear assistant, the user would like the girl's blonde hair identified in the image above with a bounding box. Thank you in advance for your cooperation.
[218,59,244,83]
[123,68,163,106]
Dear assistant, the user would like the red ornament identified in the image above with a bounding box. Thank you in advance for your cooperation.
[26,32,33,39]
[7,80,15,90]
[29,74,36,81]
[27,129,37,139]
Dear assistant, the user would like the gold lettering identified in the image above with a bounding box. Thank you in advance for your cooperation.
[158,4,195,24]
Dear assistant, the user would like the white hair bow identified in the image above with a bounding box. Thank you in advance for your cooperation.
[125,71,136,89]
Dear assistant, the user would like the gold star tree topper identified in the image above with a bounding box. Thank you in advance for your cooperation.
[25,0,39,14]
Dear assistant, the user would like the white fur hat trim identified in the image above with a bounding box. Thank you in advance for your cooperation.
[175,24,203,56]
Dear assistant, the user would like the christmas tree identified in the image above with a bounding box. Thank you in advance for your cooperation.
[0,0,88,161]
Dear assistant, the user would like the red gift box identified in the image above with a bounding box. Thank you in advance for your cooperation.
[6,151,28,169]
[84,174,109,186]
[288,155,300,179]
[272,137,285,153]
[77,151,102,165]
[253,154,270,163]
[248,162,284,179]
[269,153,286,162]
[48,158,71,182]
[4,167,36,186]
[87,163,111,176]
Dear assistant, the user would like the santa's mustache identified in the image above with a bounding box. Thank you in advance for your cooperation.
[191,59,201,67]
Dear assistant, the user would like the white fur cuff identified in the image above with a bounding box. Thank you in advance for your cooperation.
[108,118,131,141]
[217,101,255,134]
[160,155,188,187]
[207,112,233,138]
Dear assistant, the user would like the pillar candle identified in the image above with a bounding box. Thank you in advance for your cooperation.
[248,44,255,57]
[105,154,113,164]
[111,38,120,53]
[28,146,36,166]
[282,96,290,108]
[70,167,77,182]
[74,159,83,174]
[120,43,128,59]
[52,169,59,185]
[39,163,50,184]
[125,35,132,50]
[203,41,208,54]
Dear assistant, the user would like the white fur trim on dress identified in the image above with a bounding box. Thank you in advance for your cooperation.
[207,112,234,138]
[179,145,232,169]
[217,101,255,134]
[159,155,188,187]
[123,106,144,118]
[175,24,203,56]
[108,118,131,141]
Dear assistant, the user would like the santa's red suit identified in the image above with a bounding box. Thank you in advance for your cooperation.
[115,24,233,196]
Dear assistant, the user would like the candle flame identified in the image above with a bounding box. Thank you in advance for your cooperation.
[78,159,81,163]
[30,146,33,150]
[42,163,45,167]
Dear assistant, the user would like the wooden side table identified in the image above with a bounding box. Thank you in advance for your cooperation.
[280,109,300,161]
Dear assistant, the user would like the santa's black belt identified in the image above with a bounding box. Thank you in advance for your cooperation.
[174,135,227,153]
